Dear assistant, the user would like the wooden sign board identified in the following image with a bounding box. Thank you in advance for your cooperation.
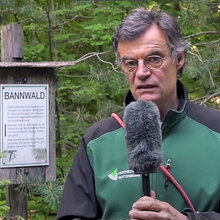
[0,24,56,219]
[0,67,56,183]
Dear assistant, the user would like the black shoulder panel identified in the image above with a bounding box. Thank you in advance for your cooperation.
[185,101,220,134]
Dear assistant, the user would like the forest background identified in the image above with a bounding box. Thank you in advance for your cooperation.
[0,0,220,219]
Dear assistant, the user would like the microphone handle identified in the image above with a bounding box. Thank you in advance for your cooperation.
[142,174,150,196]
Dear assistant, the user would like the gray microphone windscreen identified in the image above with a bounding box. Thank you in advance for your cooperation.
[123,100,162,174]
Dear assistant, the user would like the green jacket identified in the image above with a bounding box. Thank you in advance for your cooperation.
[57,81,220,220]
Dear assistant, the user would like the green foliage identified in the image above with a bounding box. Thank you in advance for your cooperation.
[178,0,220,104]
[33,181,63,212]
[28,198,56,220]
[16,176,63,217]
[0,155,10,218]
[13,216,25,220]
[0,199,10,218]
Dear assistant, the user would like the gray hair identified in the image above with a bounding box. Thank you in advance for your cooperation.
[112,8,190,76]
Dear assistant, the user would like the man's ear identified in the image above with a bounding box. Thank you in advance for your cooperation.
[176,53,185,70]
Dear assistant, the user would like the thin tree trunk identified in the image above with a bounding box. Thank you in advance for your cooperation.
[51,0,57,61]
[46,0,53,61]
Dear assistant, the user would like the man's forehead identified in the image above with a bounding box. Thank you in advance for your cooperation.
[118,25,169,52]
[119,24,167,42]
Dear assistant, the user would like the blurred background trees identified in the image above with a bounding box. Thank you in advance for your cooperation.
[0,0,219,218]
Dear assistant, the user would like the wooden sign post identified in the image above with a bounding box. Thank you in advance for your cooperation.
[0,24,56,219]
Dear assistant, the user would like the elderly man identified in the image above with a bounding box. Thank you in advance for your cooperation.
[57,8,220,220]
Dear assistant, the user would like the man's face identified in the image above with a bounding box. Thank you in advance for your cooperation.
[118,24,184,110]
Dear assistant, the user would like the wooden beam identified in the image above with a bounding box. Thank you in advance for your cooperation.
[1,24,24,62]
[6,185,28,220]
[0,61,77,68]
[1,23,28,220]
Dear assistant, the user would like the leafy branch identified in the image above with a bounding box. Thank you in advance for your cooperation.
[0,50,119,72]
[194,39,220,46]
[200,91,220,106]
[184,30,220,39]
[16,175,63,212]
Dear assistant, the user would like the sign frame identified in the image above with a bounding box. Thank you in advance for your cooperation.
[0,84,49,168]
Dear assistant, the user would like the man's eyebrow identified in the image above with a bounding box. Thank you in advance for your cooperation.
[121,50,164,62]
[147,50,163,56]
[122,56,135,61]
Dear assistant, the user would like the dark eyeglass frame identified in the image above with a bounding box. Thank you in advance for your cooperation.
[120,55,167,74]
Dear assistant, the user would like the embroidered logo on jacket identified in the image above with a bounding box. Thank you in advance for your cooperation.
[108,168,140,181]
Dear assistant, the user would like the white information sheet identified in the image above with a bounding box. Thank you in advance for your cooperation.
[0,84,49,167]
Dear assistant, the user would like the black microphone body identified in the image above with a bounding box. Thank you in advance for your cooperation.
[123,100,162,196]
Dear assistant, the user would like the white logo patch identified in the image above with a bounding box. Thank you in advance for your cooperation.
[108,168,140,181]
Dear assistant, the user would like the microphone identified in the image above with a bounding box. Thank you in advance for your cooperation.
[123,100,162,196]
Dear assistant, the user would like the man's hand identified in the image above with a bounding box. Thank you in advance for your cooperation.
[129,195,189,220]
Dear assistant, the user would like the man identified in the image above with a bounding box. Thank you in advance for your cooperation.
[57,8,220,220]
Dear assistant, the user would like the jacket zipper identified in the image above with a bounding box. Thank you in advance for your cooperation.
[164,158,171,188]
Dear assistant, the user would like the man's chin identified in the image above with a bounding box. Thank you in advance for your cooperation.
[136,95,157,102]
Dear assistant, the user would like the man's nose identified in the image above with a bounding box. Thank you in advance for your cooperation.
[135,61,152,79]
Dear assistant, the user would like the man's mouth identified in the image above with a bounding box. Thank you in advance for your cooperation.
[137,84,156,90]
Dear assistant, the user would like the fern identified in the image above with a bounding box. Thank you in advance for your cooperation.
[33,181,63,212]
[15,176,63,213]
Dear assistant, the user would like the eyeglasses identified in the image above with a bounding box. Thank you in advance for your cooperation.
[121,55,167,74]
